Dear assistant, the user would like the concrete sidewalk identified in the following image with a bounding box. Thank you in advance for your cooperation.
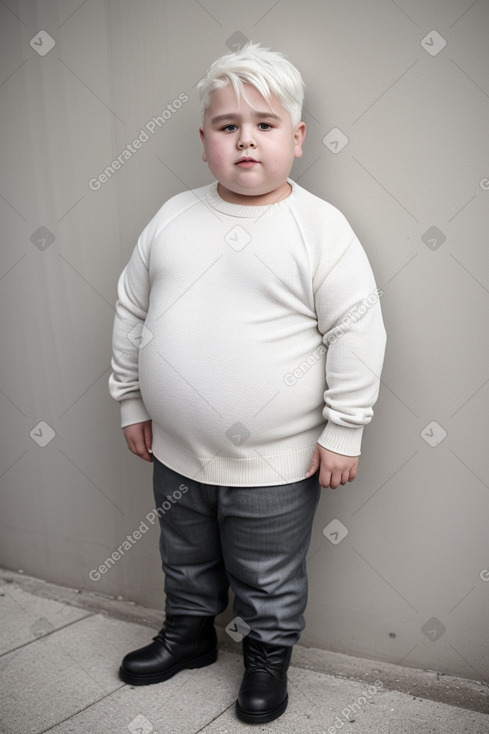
[1,569,488,734]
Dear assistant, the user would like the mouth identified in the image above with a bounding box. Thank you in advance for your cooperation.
[236,157,259,167]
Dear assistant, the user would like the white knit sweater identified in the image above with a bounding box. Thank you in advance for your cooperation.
[109,180,386,486]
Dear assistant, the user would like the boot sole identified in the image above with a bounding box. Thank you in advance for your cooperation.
[235,694,288,724]
[118,648,218,686]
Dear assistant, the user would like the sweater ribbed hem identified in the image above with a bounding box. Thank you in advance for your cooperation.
[120,398,152,427]
[317,423,364,457]
[151,425,323,487]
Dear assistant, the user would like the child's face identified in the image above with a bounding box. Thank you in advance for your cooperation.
[199,83,306,205]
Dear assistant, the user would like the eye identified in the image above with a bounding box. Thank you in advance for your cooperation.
[258,123,272,130]
[221,124,237,132]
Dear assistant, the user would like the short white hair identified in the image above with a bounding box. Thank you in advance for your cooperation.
[197,42,305,127]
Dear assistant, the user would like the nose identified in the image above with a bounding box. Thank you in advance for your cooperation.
[237,127,256,149]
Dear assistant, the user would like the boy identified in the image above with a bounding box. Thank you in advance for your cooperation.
[109,43,386,724]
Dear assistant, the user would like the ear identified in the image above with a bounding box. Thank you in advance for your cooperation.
[199,126,207,162]
[293,121,306,159]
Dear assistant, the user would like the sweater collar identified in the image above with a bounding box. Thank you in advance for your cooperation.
[206,179,297,218]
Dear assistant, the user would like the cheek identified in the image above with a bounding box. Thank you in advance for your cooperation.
[269,135,294,160]
[206,140,228,166]
[270,145,294,171]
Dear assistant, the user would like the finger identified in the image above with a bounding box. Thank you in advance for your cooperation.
[123,430,138,453]
[329,477,339,490]
[306,446,319,478]
[320,470,331,489]
[137,439,153,462]
[130,433,151,462]
[305,456,319,477]
[127,436,139,455]
[134,437,145,457]
[143,423,153,454]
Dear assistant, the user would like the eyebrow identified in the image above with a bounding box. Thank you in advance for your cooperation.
[210,112,282,124]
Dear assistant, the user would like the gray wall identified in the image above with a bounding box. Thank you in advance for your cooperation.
[1,0,488,682]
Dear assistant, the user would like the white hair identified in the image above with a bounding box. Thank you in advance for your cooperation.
[197,42,305,126]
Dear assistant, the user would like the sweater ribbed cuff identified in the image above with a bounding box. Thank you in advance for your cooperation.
[120,398,152,428]
[317,422,364,457]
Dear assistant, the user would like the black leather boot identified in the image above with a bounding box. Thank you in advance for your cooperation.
[236,637,292,723]
[119,614,217,685]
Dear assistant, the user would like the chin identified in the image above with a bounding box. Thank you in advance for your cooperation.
[235,182,274,194]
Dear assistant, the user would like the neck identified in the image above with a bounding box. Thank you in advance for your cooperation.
[217,181,292,207]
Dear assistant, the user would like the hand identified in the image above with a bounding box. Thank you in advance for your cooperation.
[305,443,358,489]
[122,420,153,462]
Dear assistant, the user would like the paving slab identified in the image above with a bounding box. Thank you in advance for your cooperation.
[198,665,489,734]
[0,577,91,654]
[45,648,240,734]
[1,570,488,734]
[0,613,135,734]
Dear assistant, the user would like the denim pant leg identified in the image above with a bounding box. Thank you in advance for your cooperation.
[217,472,321,647]
[152,457,229,617]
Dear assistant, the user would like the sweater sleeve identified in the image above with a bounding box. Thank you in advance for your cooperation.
[108,225,153,428]
[313,224,387,457]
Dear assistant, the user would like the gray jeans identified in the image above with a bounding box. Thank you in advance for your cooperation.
[152,457,321,646]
